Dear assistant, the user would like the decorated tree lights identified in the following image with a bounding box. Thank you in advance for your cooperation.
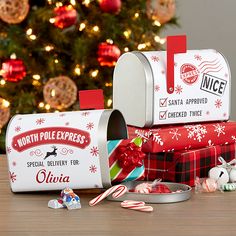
[0,0,177,152]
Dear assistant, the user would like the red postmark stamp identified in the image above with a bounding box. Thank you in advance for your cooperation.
[180,64,200,85]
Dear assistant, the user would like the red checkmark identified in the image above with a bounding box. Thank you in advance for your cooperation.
[159,110,168,120]
[159,98,168,107]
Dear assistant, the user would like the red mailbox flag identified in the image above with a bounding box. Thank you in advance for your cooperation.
[79,89,104,109]
[166,35,187,94]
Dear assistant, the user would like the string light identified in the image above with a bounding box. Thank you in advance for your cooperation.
[137,43,146,50]
[107,99,112,107]
[51,89,56,97]
[47,0,52,4]
[105,83,112,87]
[91,69,99,78]
[49,18,55,24]
[124,47,129,52]
[106,39,113,44]
[45,45,54,51]
[82,0,90,7]
[154,35,161,43]
[0,79,6,86]
[160,38,166,44]
[29,35,37,40]
[145,42,151,47]
[134,12,140,18]
[92,26,100,32]
[123,29,131,39]
[70,0,76,5]
[38,102,44,108]
[45,104,51,110]
[54,59,59,64]
[2,99,10,108]
[26,28,33,35]
[56,2,63,7]
[74,65,81,76]
[153,20,161,27]
[54,110,59,113]
[32,80,41,86]
[79,23,86,31]
[32,74,41,80]
[10,53,17,59]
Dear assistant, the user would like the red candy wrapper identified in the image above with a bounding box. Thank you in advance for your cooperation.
[144,143,236,187]
[151,184,172,194]
[128,121,236,153]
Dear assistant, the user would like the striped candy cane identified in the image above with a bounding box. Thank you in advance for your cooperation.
[89,184,128,206]
[121,200,153,212]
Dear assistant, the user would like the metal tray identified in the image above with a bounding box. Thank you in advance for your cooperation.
[107,181,192,204]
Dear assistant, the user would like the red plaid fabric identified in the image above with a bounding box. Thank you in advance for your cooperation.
[144,143,236,187]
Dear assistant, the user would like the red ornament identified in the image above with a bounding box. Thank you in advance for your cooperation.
[1,59,26,82]
[53,5,78,29]
[97,42,121,67]
[116,142,146,172]
[151,184,172,193]
[99,0,121,14]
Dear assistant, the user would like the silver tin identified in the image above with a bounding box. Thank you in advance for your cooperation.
[113,50,231,127]
[107,181,192,203]
[6,109,127,192]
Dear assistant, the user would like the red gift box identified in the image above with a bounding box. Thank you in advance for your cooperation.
[128,121,236,153]
[144,143,236,187]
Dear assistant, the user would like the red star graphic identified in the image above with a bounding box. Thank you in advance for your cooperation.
[36,118,45,125]
[89,165,97,173]
[215,99,222,109]
[90,146,99,156]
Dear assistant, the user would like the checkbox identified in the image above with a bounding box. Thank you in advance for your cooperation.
[159,110,168,120]
[159,98,168,107]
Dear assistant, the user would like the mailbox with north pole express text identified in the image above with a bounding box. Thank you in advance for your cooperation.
[6,109,127,192]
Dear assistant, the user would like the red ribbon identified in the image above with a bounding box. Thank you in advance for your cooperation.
[116,142,146,172]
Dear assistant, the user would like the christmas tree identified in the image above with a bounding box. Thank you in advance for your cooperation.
[0,0,177,151]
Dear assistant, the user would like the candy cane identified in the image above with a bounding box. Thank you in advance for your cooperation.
[121,200,153,212]
[221,183,236,191]
[121,200,145,207]
[89,184,128,206]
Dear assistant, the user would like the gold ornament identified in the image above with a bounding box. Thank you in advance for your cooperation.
[43,76,77,110]
[146,0,175,24]
[0,0,29,24]
[0,98,10,128]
